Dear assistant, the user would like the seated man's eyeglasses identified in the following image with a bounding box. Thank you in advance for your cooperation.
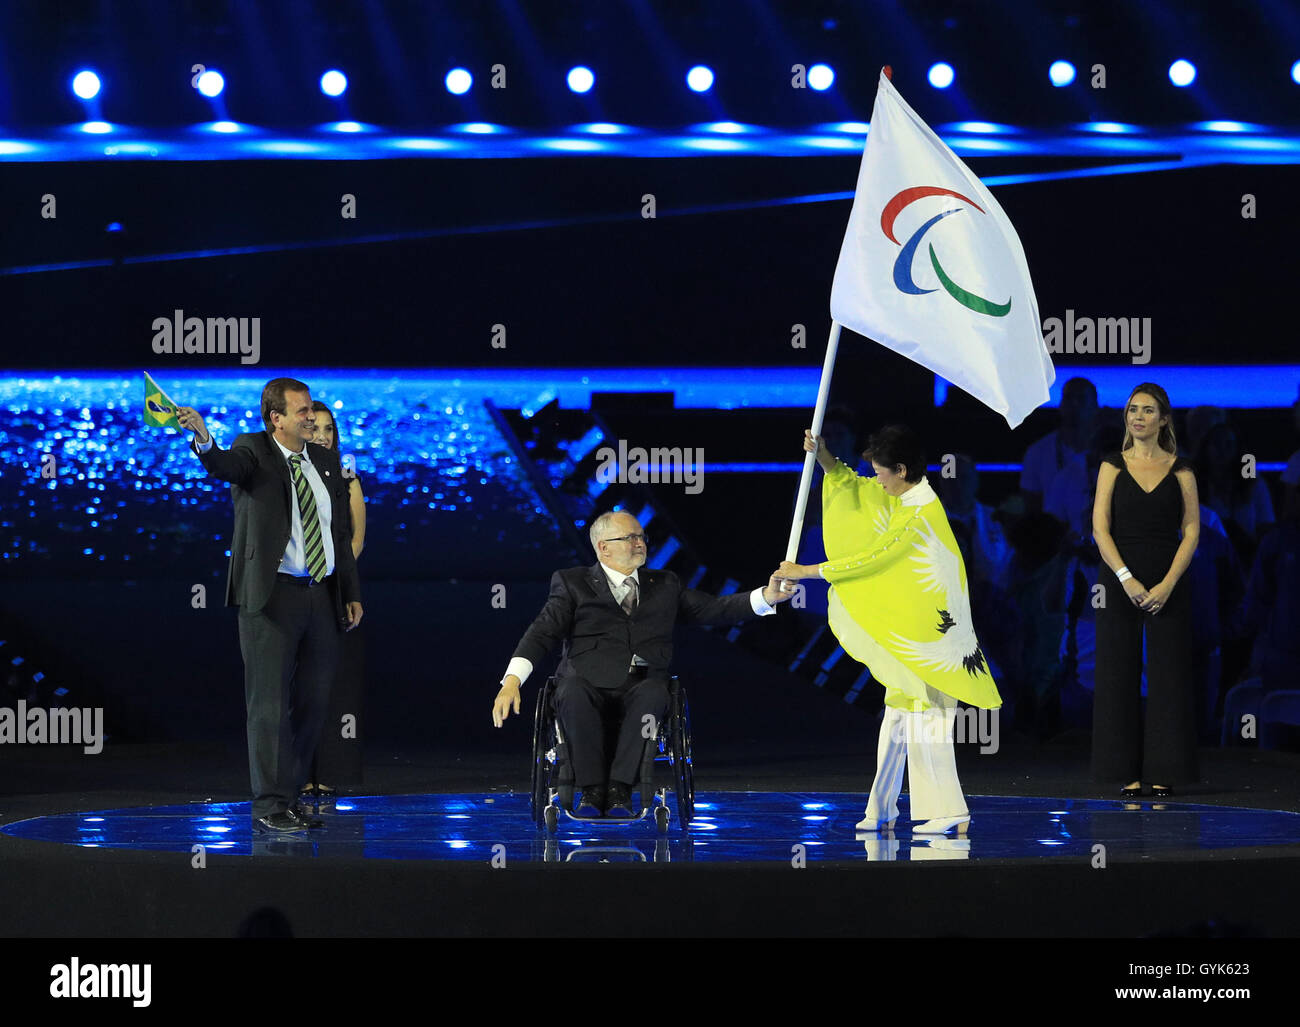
[602,533,647,544]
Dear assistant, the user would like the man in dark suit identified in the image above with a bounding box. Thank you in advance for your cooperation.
[177,378,363,832]
[492,510,791,817]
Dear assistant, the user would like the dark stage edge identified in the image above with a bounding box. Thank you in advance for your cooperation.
[2,741,1300,937]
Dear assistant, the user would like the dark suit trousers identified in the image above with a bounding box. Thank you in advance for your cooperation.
[555,671,670,789]
[239,575,340,818]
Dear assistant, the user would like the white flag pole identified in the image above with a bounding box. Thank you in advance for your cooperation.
[783,320,843,579]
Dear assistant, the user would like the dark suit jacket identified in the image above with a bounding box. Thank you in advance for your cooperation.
[195,430,361,623]
[512,563,761,688]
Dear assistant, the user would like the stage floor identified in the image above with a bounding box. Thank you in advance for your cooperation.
[5,791,1298,864]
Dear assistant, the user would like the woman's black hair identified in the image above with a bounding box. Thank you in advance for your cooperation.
[863,424,926,483]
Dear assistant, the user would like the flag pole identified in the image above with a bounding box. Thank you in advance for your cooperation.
[783,319,843,574]
[782,67,887,582]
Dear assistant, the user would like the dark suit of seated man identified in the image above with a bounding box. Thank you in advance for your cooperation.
[492,510,792,817]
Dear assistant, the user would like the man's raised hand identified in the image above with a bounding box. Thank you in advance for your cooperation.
[175,406,210,444]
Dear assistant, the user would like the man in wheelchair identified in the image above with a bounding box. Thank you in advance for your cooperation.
[493,510,792,817]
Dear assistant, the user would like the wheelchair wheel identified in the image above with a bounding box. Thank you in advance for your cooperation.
[530,680,556,826]
[671,683,695,826]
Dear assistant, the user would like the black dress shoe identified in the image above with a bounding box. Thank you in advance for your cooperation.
[1120,784,1143,797]
[604,783,635,819]
[254,811,308,833]
[285,807,324,829]
[1151,784,1173,797]
[575,786,606,818]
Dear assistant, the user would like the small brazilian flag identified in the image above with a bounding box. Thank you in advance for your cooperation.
[143,371,181,429]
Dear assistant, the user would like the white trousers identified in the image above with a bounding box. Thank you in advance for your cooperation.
[864,706,969,822]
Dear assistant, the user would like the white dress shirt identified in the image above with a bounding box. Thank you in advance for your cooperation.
[501,562,776,687]
[195,431,335,578]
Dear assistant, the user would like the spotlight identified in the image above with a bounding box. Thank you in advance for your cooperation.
[686,65,714,93]
[196,70,225,98]
[808,63,834,91]
[445,68,472,95]
[928,62,955,89]
[71,69,101,100]
[1168,59,1196,87]
[1049,60,1076,87]
[1291,60,1300,85]
[320,70,348,97]
[566,66,595,94]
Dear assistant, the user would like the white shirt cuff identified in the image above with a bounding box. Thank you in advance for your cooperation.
[750,587,776,616]
[502,657,533,688]
[193,434,214,454]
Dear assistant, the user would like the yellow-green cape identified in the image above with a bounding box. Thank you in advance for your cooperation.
[820,460,1001,712]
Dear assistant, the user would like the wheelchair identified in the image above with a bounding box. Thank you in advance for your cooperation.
[529,674,695,833]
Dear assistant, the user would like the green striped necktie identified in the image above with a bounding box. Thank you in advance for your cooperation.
[287,454,328,583]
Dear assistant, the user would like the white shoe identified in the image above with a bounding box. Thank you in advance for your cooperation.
[854,815,896,832]
[912,815,970,835]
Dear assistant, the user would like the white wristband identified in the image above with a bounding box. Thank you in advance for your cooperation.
[1115,566,1132,582]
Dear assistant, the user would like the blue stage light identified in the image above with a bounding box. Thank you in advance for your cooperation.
[71,70,101,100]
[1049,60,1076,87]
[808,63,834,90]
[1292,60,1300,85]
[1169,59,1196,87]
[320,70,348,97]
[567,66,595,93]
[445,68,472,95]
[196,70,225,98]
[928,62,955,89]
[686,65,714,92]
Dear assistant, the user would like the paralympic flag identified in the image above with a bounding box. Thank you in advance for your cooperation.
[143,371,181,429]
[830,70,1054,429]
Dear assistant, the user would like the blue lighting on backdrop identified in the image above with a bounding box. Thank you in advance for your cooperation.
[3,123,1297,162]
[807,64,834,91]
[686,65,714,92]
[196,70,225,98]
[319,70,347,97]
[1169,59,1197,87]
[445,68,473,95]
[1048,60,1076,87]
[71,70,101,100]
[928,62,955,89]
[566,66,595,94]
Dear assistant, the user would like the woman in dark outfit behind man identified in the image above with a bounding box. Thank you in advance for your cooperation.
[1091,383,1200,796]
[305,401,367,797]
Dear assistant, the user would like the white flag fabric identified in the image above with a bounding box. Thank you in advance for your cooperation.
[830,70,1054,429]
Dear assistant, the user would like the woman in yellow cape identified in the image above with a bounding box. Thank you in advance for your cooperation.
[780,425,1000,836]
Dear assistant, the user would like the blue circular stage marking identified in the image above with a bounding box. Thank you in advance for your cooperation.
[4,792,1298,863]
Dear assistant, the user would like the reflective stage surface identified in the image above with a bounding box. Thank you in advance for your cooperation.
[4,792,1298,863]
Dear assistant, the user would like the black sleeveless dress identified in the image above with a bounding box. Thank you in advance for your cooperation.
[1091,451,1198,784]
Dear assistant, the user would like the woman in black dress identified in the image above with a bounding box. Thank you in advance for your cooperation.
[305,401,366,796]
[1091,383,1200,795]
